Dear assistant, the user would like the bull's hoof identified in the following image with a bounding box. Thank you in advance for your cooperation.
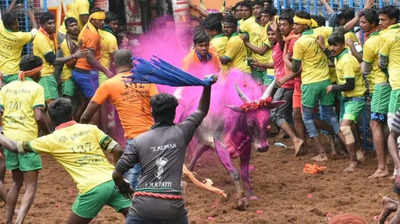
[237,197,249,211]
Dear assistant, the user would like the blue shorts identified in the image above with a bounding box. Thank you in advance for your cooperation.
[72,69,99,98]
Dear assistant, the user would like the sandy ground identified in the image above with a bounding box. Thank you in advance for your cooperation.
[0,136,395,224]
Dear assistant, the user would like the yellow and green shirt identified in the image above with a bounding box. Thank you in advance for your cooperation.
[210,34,228,57]
[246,20,274,76]
[33,30,56,76]
[0,21,34,75]
[59,39,76,81]
[292,29,330,84]
[224,33,251,73]
[0,80,44,141]
[335,49,366,98]
[313,27,360,83]
[362,31,386,92]
[28,122,117,194]
[379,24,400,90]
[239,16,255,33]
[99,30,118,69]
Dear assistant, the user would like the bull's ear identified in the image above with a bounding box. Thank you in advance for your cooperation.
[265,100,286,109]
[225,105,244,112]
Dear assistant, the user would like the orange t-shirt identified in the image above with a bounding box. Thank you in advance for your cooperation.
[182,50,221,78]
[91,72,159,139]
[75,27,101,71]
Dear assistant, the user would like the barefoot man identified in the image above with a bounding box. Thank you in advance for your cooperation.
[286,11,340,161]
[0,97,131,224]
[327,30,366,172]
[1,55,50,224]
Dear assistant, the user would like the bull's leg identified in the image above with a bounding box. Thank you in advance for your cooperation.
[188,145,211,171]
[214,141,244,208]
[240,145,254,200]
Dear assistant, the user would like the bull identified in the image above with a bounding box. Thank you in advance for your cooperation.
[182,79,284,209]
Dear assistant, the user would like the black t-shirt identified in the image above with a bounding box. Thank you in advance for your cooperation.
[115,111,206,219]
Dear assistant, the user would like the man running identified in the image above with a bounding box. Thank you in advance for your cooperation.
[0,97,131,224]
[1,55,50,224]
[81,49,158,189]
[112,76,216,224]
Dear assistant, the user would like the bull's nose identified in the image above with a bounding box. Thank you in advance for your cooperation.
[257,145,269,153]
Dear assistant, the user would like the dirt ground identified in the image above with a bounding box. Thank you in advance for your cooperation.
[0,135,395,224]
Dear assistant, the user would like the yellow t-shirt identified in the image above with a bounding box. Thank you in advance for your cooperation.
[379,25,400,90]
[210,34,228,57]
[99,30,118,69]
[33,30,55,76]
[292,30,329,84]
[0,21,33,75]
[313,27,360,84]
[246,20,274,76]
[345,31,360,43]
[0,80,44,141]
[239,16,255,33]
[60,0,90,34]
[335,49,366,97]
[362,31,386,92]
[224,33,251,73]
[29,123,117,194]
[313,27,360,45]
[59,39,76,81]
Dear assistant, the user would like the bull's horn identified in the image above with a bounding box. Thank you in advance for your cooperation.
[235,84,250,103]
[260,79,276,100]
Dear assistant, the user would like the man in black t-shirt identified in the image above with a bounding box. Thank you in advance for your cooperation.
[113,77,216,224]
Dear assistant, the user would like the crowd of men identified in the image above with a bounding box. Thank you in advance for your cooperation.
[1,0,400,223]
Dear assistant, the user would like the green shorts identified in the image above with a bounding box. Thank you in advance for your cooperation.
[98,72,109,85]
[39,75,59,101]
[301,79,335,108]
[341,97,366,122]
[62,78,75,97]
[389,89,400,114]
[2,74,19,84]
[4,149,42,172]
[371,83,391,114]
[250,69,274,86]
[72,180,131,219]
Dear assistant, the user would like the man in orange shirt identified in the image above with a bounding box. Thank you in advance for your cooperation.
[72,8,112,120]
[182,30,221,77]
[80,49,158,188]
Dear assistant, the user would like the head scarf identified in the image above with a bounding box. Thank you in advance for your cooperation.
[77,11,106,41]
[18,66,42,81]
[293,16,318,28]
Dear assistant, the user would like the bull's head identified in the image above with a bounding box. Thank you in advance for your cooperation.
[227,80,285,152]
